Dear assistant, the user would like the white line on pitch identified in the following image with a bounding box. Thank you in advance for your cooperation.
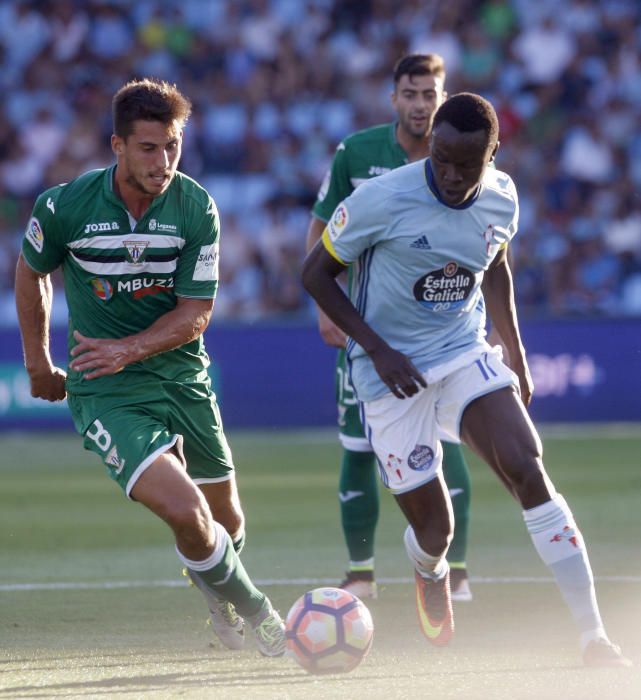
[1,575,640,592]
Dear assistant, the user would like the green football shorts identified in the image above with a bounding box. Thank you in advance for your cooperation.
[67,379,234,499]
[335,348,371,452]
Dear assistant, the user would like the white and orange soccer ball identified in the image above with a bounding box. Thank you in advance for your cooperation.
[285,587,374,674]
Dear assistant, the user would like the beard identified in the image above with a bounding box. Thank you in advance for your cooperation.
[125,171,170,196]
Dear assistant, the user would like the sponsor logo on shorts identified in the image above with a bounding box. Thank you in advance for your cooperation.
[90,277,113,301]
[413,262,475,311]
[26,217,44,253]
[385,453,404,482]
[327,204,349,241]
[407,444,434,471]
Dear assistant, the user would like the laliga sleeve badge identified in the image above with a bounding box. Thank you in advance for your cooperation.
[26,217,44,253]
[328,204,349,241]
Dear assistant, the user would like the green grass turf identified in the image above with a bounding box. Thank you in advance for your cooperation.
[1,427,640,699]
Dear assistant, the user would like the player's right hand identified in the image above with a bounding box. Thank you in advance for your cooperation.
[28,365,67,402]
[369,344,427,399]
[318,308,347,348]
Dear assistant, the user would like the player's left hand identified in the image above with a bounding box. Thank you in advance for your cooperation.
[69,330,132,379]
[512,356,533,406]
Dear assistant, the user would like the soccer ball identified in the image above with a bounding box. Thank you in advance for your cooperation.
[285,587,374,674]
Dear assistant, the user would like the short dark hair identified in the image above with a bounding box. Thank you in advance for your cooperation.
[393,53,446,85]
[432,92,499,145]
[112,78,192,139]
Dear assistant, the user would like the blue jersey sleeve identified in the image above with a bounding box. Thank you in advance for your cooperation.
[322,179,390,265]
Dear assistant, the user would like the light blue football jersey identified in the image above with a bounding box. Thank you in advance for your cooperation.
[322,158,518,402]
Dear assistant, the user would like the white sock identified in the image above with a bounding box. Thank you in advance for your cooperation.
[403,525,449,581]
[523,494,606,647]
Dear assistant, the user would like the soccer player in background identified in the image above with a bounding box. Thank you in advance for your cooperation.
[302,92,630,667]
[306,54,473,601]
[14,78,285,657]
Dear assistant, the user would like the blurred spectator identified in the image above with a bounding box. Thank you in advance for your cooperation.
[0,0,640,321]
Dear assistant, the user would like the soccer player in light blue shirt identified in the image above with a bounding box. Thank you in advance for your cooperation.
[302,92,629,667]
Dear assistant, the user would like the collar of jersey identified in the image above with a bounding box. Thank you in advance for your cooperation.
[424,159,481,210]
[104,165,121,205]
[390,122,410,162]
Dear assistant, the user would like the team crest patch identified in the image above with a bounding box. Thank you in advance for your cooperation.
[385,453,404,482]
[549,525,578,548]
[328,204,349,241]
[91,277,113,301]
[407,444,434,471]
[105,445,125,474]
[25,217,44,253]
[481,223,510,254]
[123,240,149,264]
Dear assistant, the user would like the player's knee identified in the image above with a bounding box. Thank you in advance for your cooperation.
[161,494,214,548]
[215,506,244,539]
[505,459,549,506]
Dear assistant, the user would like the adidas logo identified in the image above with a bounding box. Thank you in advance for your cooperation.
[410,235,432,250]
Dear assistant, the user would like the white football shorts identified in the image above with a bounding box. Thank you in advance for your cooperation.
[361,345,518,495]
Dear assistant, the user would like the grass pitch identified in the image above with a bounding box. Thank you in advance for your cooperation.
[1,426,640,699]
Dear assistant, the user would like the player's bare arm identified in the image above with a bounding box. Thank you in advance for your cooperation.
[14,254,67,402]
[69,296,213,380]
[302,242,426,399]
[481,246,533,405]
[305,216,347,349]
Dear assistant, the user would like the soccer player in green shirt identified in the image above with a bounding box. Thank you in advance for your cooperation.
[14,78,285,657]
[306,54,473,601]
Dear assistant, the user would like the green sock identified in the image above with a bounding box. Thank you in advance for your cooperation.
[339,449,379,566]
[442,441,471,566]
[232,530,245,554]
[181,525,265,619]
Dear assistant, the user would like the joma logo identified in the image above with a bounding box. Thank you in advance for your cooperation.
[84,221,120,234]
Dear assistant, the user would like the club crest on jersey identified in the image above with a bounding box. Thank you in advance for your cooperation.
[481,223,511,254]
[328,204,349,241]
[91,277,113,301]
[123,240,149,264]
[407,444,434,471]
[26,217,44,253]
[148,219,177,232]
[413,263,475,311]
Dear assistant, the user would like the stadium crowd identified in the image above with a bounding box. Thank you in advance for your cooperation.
[0,0,640,322]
